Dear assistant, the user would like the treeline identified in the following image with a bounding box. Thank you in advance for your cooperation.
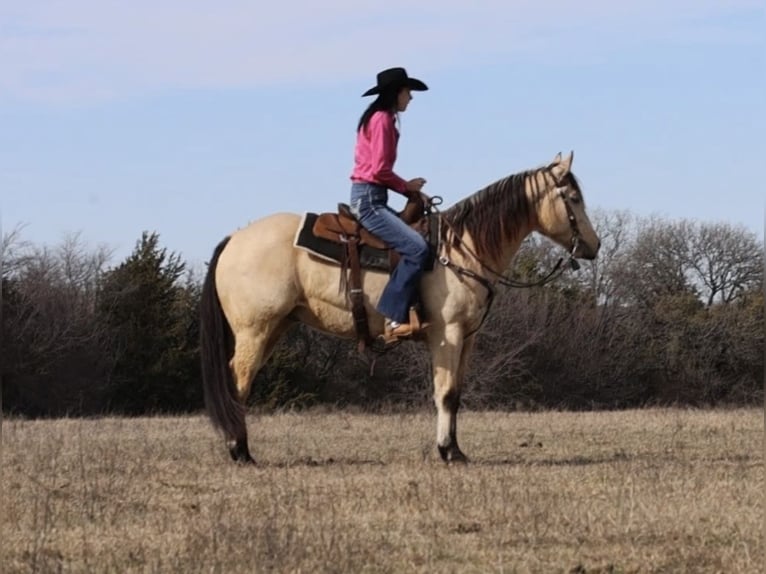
[2,211,763,417]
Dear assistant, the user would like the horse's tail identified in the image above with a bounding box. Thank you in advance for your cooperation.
[199,235,244,439]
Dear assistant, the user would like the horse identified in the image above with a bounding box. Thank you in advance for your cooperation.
[200,151,601,464]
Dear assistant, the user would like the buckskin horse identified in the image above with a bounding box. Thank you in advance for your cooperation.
[200,151,600,464]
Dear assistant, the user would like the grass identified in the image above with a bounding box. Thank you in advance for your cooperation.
[2,408,763,573]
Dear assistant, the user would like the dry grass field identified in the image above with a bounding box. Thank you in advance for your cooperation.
[2,407,763,573]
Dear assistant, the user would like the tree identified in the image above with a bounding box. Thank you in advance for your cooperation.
[1,229,113,415]
[576,208,635,307]
[97,231,202,413]
[613,217,696,307]
[688,222,762,306]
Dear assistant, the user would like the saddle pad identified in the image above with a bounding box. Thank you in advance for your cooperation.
[293,212,438,273]
[294,212,394,272]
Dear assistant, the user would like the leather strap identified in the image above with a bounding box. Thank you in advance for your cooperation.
[345,236,371,352]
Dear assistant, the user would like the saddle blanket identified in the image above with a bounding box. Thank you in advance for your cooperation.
[293,212,437,273]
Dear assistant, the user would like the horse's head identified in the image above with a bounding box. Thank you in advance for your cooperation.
[535,151,600,260]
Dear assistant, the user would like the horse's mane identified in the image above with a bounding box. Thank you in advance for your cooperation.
[442,166,581,259]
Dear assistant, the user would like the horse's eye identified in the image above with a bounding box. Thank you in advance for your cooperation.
[569,193,581,205]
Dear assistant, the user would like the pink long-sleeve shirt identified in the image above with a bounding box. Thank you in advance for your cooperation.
[350,110,408,194]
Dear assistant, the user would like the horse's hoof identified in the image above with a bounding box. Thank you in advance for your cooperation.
[228,439,256,465]
[448,451,469,465]
[438,445,469,464]
[231,452,256,465]
[229,450,256,465]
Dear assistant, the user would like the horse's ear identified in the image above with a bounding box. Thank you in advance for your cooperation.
[551,150,574,180]
[551,152,562,165]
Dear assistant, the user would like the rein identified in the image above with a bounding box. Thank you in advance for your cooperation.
[423,172,583,337]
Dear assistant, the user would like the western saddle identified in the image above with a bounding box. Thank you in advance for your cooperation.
[311,195,432,351]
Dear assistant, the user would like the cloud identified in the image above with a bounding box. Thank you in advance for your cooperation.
[0,0,760,104]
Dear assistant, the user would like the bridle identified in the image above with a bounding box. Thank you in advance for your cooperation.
[556,182,583,264]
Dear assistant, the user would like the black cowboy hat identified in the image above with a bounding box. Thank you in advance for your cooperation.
[362,67,428,97]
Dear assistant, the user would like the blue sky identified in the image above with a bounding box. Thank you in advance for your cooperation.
[1,1,763,270]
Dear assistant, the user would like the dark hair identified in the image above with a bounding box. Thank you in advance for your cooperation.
[357,87,401,132]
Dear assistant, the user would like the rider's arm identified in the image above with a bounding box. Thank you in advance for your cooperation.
[366,112,408,195]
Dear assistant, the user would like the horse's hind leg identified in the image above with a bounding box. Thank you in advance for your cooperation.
[228,322,289,463]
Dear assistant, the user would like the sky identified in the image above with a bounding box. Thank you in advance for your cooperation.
[1,0,764,270]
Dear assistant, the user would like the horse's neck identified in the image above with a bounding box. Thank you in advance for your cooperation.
[488,228,533,277]
[497,233,531,272]
[440,176,542,279]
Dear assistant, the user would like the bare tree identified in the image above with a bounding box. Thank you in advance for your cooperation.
[687,222,762,306]
[577,208,635,307]
[2,230,114,414]
[2,224,34,277]
[611,216,696,307]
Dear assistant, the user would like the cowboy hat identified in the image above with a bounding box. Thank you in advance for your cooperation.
[362,67,428,97]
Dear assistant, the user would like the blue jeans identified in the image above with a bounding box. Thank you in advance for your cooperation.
[350,182,430,323]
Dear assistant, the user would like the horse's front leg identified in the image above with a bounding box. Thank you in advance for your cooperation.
[429,326,474,463]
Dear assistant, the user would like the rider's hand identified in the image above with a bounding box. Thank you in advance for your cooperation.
[405,177,427,193]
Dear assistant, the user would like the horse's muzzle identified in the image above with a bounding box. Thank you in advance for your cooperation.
[575,239,600,260]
